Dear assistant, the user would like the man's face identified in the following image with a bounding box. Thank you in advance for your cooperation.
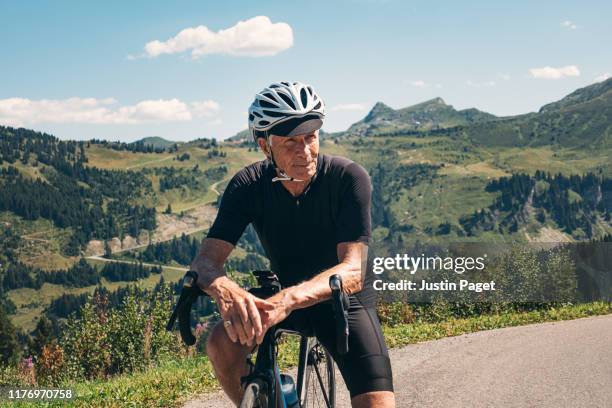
[262,130,319,181]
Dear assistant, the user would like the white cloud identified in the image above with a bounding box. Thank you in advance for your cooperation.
[434,83,443,89]
[498,73,511,81]
[190,100,220,117]
[410,80,426,88]
[140,16,293,59]
[116,99,192,123]
[330,103,368,112]
[561,20,577,30]
[466,80,496,87]
[594,72,611,83]
[529,65,580,79]
[0,97,220,126]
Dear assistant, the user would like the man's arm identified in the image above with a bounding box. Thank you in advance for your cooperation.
[259,241,368,330]
[191,237,233,290]
[191,237,274,346]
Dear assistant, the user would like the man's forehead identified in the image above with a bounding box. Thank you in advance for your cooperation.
[270,130,318,141]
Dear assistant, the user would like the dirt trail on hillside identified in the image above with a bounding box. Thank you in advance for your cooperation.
[84,204,217,256]
[86,255,188,272]
[524,226,573,243]
[125,155,174,170]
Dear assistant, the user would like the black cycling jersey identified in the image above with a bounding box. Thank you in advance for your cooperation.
[207,153,376,306]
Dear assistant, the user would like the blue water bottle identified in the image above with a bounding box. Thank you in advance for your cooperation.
[280,373,300,408]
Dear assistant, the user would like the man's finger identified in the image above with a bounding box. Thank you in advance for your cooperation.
[232,313,249,345]
[253,297,276,310]
[257,318,272,344]
[236,300,255,341]
[223,317,238,343]
[236,300,249,324]
[256,322,267,345]
[242,312,255,342]
[246,297,263,338]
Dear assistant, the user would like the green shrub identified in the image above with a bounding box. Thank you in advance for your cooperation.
[62,301,111,381]
[0,356,38,388]
[35,344,66,386]
[59,283,182,383]
[377,301,416,326]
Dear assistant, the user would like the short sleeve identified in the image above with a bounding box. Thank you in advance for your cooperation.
[335,162,372,244]
[206,172,253,245]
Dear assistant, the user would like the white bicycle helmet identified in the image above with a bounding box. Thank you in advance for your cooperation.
[248,81,325,143]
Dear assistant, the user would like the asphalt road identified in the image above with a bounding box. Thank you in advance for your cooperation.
[183,314,612,408]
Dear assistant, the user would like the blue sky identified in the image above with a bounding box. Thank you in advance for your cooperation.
[1,0,610,141]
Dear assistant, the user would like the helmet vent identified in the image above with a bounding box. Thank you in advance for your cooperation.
[300,88,308,108]
[277,92,296,109]
[263,109,286,117]
[259,100,276,108]
[314,101,322,110]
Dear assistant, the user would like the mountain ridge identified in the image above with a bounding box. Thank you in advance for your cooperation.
[347,97,497,136]
[539,78,612,113]
[219,78,612,147]
[130,136,177,149]
[460,78,612,147]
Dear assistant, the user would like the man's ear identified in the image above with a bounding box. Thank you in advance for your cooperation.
[257,137,271,158]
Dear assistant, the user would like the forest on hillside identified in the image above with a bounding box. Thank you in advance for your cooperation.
[0,127,157,254]
[461,171,611,237]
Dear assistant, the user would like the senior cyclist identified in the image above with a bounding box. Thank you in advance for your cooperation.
[191,81,395,408]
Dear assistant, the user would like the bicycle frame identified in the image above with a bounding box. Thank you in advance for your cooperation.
[242,327,335,408]
[240,325,284,408]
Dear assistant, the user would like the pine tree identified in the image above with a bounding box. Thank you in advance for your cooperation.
[104,241,112,259]
[29,316,54,357]
[0,304,21,365]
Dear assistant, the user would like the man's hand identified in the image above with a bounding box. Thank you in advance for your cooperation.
[208,276,275,346]
[259,290,296,338]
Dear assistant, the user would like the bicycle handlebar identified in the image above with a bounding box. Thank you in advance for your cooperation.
[167,270,350,354]
[165,270,206,346]
[329,274,350,355]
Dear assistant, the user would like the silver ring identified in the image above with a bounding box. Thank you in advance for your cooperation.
[223,320,232,328]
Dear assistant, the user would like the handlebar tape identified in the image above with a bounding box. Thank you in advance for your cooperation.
[166,270,206,346]
[329,274,349,355]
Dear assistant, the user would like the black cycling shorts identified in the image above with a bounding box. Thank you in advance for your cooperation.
[279,295,394,398]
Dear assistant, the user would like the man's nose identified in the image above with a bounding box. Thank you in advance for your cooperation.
[294,139,309,157]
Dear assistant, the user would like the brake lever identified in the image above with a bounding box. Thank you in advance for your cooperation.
[329,274,349,355]
[166,270,207,346]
